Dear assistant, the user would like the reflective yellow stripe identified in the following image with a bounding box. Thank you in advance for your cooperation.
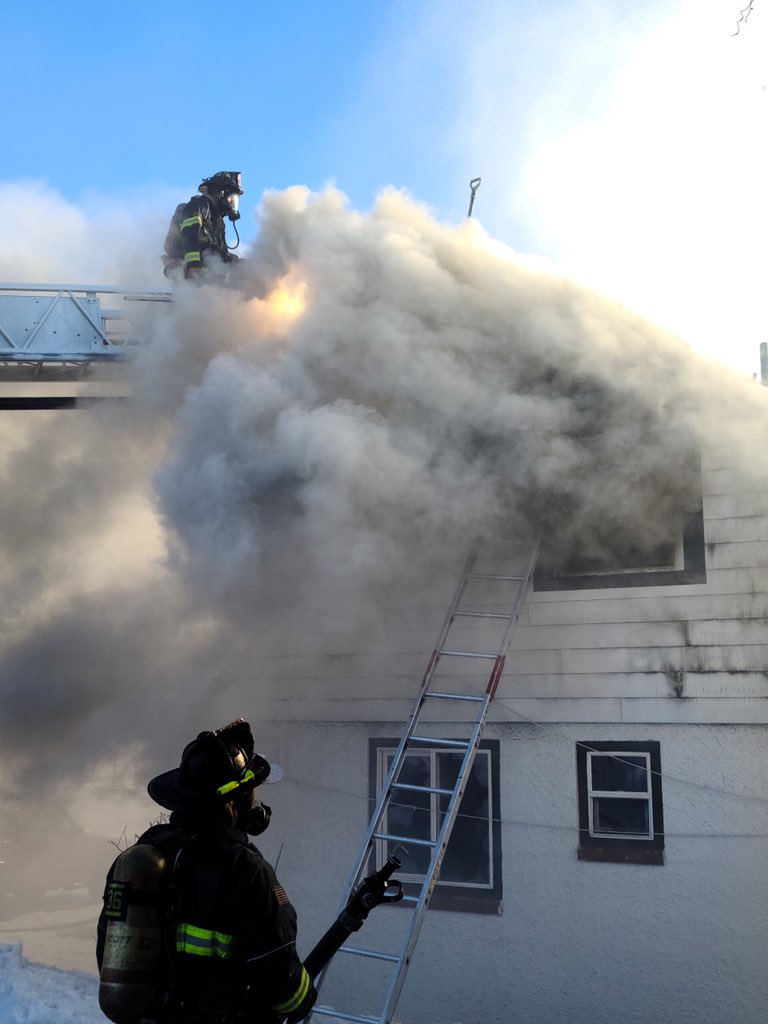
[181,215,203,229]
[272,966,311,1014]
[184,251,201,263]
[217,769,255,797]
[175,922,234,959]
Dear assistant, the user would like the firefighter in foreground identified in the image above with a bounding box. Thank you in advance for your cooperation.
[163,171,244,280]
[97,719,316,1024]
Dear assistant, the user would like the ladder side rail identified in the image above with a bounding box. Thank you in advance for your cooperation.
[493,537,540,654]
[309,697,492,1024]
[310,541,539,1024]
[378,692,498,1023]
[425,550,478,664]
[439,541,538,663]
[326,551,482,907]
[0,283,173,297]
[308,653,457,999]
[308,552,483,1009]
[454,539,539,661]
[377,548,536,1022]
[326,648,450,914]
[332,649,473,902]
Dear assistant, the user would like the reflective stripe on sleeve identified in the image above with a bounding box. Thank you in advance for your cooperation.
[175,922,234,958]
[272,966,311,1014]
[181,215,203,229]
[184,251,202,263]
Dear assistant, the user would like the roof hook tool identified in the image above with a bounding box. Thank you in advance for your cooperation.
[467,176,482,217]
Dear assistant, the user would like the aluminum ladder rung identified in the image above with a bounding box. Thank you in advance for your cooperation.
[311,1009,380,1023]
[437,649,497,659]
[424,691,484,702]
[373,831,436,847]
[466,572,525,581]
[453,610,514,620]
[339,945,401,963]
[409,736,469,748]
[391,781,454,796]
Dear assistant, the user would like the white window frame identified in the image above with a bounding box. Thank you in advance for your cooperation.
[586,750,654,841]
[559,534,685,579]
[375,746,495,891]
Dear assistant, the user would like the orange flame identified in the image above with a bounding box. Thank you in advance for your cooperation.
[247,272,308,337]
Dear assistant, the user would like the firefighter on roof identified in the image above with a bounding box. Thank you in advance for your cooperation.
[97,719,316,1024]
[163,172,244,280]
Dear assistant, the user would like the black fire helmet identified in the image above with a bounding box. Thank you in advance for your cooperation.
[147,718,277,813]
[199,171,243,195]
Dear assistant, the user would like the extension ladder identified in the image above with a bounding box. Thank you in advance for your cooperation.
[308,538,540,1024]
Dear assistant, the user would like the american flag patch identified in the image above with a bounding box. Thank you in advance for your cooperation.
[273,884,289,906]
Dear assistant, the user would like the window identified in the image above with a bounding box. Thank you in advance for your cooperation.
[576,741,665,865]
[534,453,706,591]
[535,503,705,591]
[369,739,502,913]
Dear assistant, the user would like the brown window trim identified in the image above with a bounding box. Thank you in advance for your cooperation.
[576,740,665,866]
[578,846,664,866]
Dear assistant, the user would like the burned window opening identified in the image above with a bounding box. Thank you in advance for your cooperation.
[534,455,706,591]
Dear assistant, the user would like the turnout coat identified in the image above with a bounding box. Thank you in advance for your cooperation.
[97,814,314,1023]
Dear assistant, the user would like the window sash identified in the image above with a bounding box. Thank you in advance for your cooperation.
[586,751,654,841]
[376,747,494,890]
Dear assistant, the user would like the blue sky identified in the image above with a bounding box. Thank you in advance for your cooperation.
[3,0,768,372]
[4,2,388,213]
[4,0,691,231]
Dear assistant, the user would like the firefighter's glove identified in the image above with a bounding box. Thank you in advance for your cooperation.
[185,266,203,281]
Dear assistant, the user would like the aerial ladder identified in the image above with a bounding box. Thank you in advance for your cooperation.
[306,538,539,1024]
[0,283,170,404]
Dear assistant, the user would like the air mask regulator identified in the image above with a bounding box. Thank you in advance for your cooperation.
[225,191,241,222]
[220,171,242,251]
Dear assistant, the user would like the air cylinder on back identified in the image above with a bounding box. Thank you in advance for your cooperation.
[98,844,170,1024]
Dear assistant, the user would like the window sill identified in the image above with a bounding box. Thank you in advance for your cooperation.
[399,882,503,915]
[578,845,664,866]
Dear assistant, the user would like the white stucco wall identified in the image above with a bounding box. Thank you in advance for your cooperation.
[252,720,768,1024]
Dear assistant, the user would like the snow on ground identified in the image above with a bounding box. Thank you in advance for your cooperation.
[0,897,101,973]
[0,900,103,1023]
[0,944,102,1024]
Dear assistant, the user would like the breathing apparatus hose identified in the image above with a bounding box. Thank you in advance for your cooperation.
[228,219,240,252]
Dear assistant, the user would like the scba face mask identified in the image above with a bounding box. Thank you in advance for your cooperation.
[223,192,240,221]
[240,795,272,836]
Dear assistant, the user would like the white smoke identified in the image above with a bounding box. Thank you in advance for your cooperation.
[0,181,766,793]
[0,179,176,286]
[152,186,766,613]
